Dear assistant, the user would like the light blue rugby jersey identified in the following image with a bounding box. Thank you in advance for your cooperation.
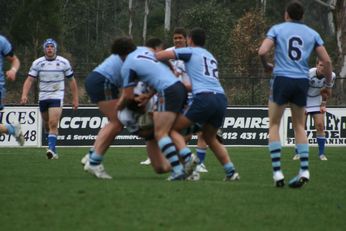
[267,21,324,79]
[174,47,224,95]
[0,35,13,86]
[121,47,179,93]
[93,54,123,88]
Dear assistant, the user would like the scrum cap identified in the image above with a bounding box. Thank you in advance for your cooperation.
[43,38,58,50]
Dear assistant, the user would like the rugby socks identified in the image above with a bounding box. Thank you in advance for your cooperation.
[48,134,57,153]
[317,135,326,156]
[89,152,103,166]
[296,143,309,171]
[224,162,235,177]
[5,124,15,135]
[269,141,282,172]
[179,147,193,163]
[196,147,207,164]
[158,136,184,175]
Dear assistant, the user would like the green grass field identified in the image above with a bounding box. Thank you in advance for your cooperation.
[1,146,345,231]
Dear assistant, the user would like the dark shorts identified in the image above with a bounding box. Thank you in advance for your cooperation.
[185,92,227,128]
[270,76,309,106]
[85,71,119,103]
[157,81,187,113]
[39,99,63,112]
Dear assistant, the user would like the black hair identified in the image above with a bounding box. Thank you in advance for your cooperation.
[173,27,187,38]
[145,37,163,49]
[111,36,136,56]
[188,27,206,47]
[286,0,304,21]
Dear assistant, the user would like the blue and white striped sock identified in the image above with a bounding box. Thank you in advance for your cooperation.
[269,141,282,172]
[5,124,15,135]
[224,162,235,177]
[296,143,309,171]
[89,152,103,166]
[179,147,192,163]
[158,136,184,175]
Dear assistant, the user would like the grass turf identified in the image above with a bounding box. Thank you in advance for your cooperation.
[0,147,345,231]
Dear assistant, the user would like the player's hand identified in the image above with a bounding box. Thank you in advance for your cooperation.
[20,96,28,105]
[72,99,79,111]
[263,63,274,73]
[6,68,16,81]
[320,105,327,113]
[135,94,150,107]
[320,87,331,100]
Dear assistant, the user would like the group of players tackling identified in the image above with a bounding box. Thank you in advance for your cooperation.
[1,1,335,188]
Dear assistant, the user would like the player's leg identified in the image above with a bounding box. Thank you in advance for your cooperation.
[202,123,239,181]
[0,89,24,145]
[83,73,122,179]
[268,101,286,186]
[154,111,185,180]
[84,99,123,179]
[93,99,123,157]
[0,123,24,146]
[313,113,327,160]
[196,132,208,172]
[146,139,171,174]
[288,78,310,188]
[155,82,187,180]
[46,106,62,159]
[288,104,310,187]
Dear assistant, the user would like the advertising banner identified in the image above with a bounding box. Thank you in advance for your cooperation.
[46,107,272,147]
[41,107,146,147]
[0,107,41,147]
[284,108,346,146]
[220,107,270,146]
[1,106,345,147]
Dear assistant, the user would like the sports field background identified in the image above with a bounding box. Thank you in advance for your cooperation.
[1,147,345,231]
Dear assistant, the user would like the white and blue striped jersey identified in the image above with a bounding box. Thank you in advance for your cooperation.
[306,67,336,112]
[121,47,179,93]
[28,55,74,101]
[173,47,224,95]
[93,54,123,88]
[0,35,13,86]
[267,22,324,79]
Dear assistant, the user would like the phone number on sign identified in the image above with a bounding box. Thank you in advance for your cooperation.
[222,132,269,140]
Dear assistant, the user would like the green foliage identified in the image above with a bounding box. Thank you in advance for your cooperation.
[180,0,234,68]
[229,9,267,75]
[10,0,62,51]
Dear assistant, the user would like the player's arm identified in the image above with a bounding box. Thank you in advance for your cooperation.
[21,76,35,104]
[68,76,79,110]
[117,86,135,110]
[316,45,333,100]
[155,49,176,61]
[5,54,20,81]
[258,38,274,72]
[135,87,156,107]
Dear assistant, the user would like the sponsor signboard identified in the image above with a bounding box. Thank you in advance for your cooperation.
[284,108,346,146]
[41,107,145,146]
[0,107,41,147]
[1,106,345,147]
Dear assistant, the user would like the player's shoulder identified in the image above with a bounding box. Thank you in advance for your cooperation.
[55,55,72,66]
[308,67,317,76]
[56,55,70,62]
[32,56,46,65]
[0,34,11,44]
[165,46,174,51]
